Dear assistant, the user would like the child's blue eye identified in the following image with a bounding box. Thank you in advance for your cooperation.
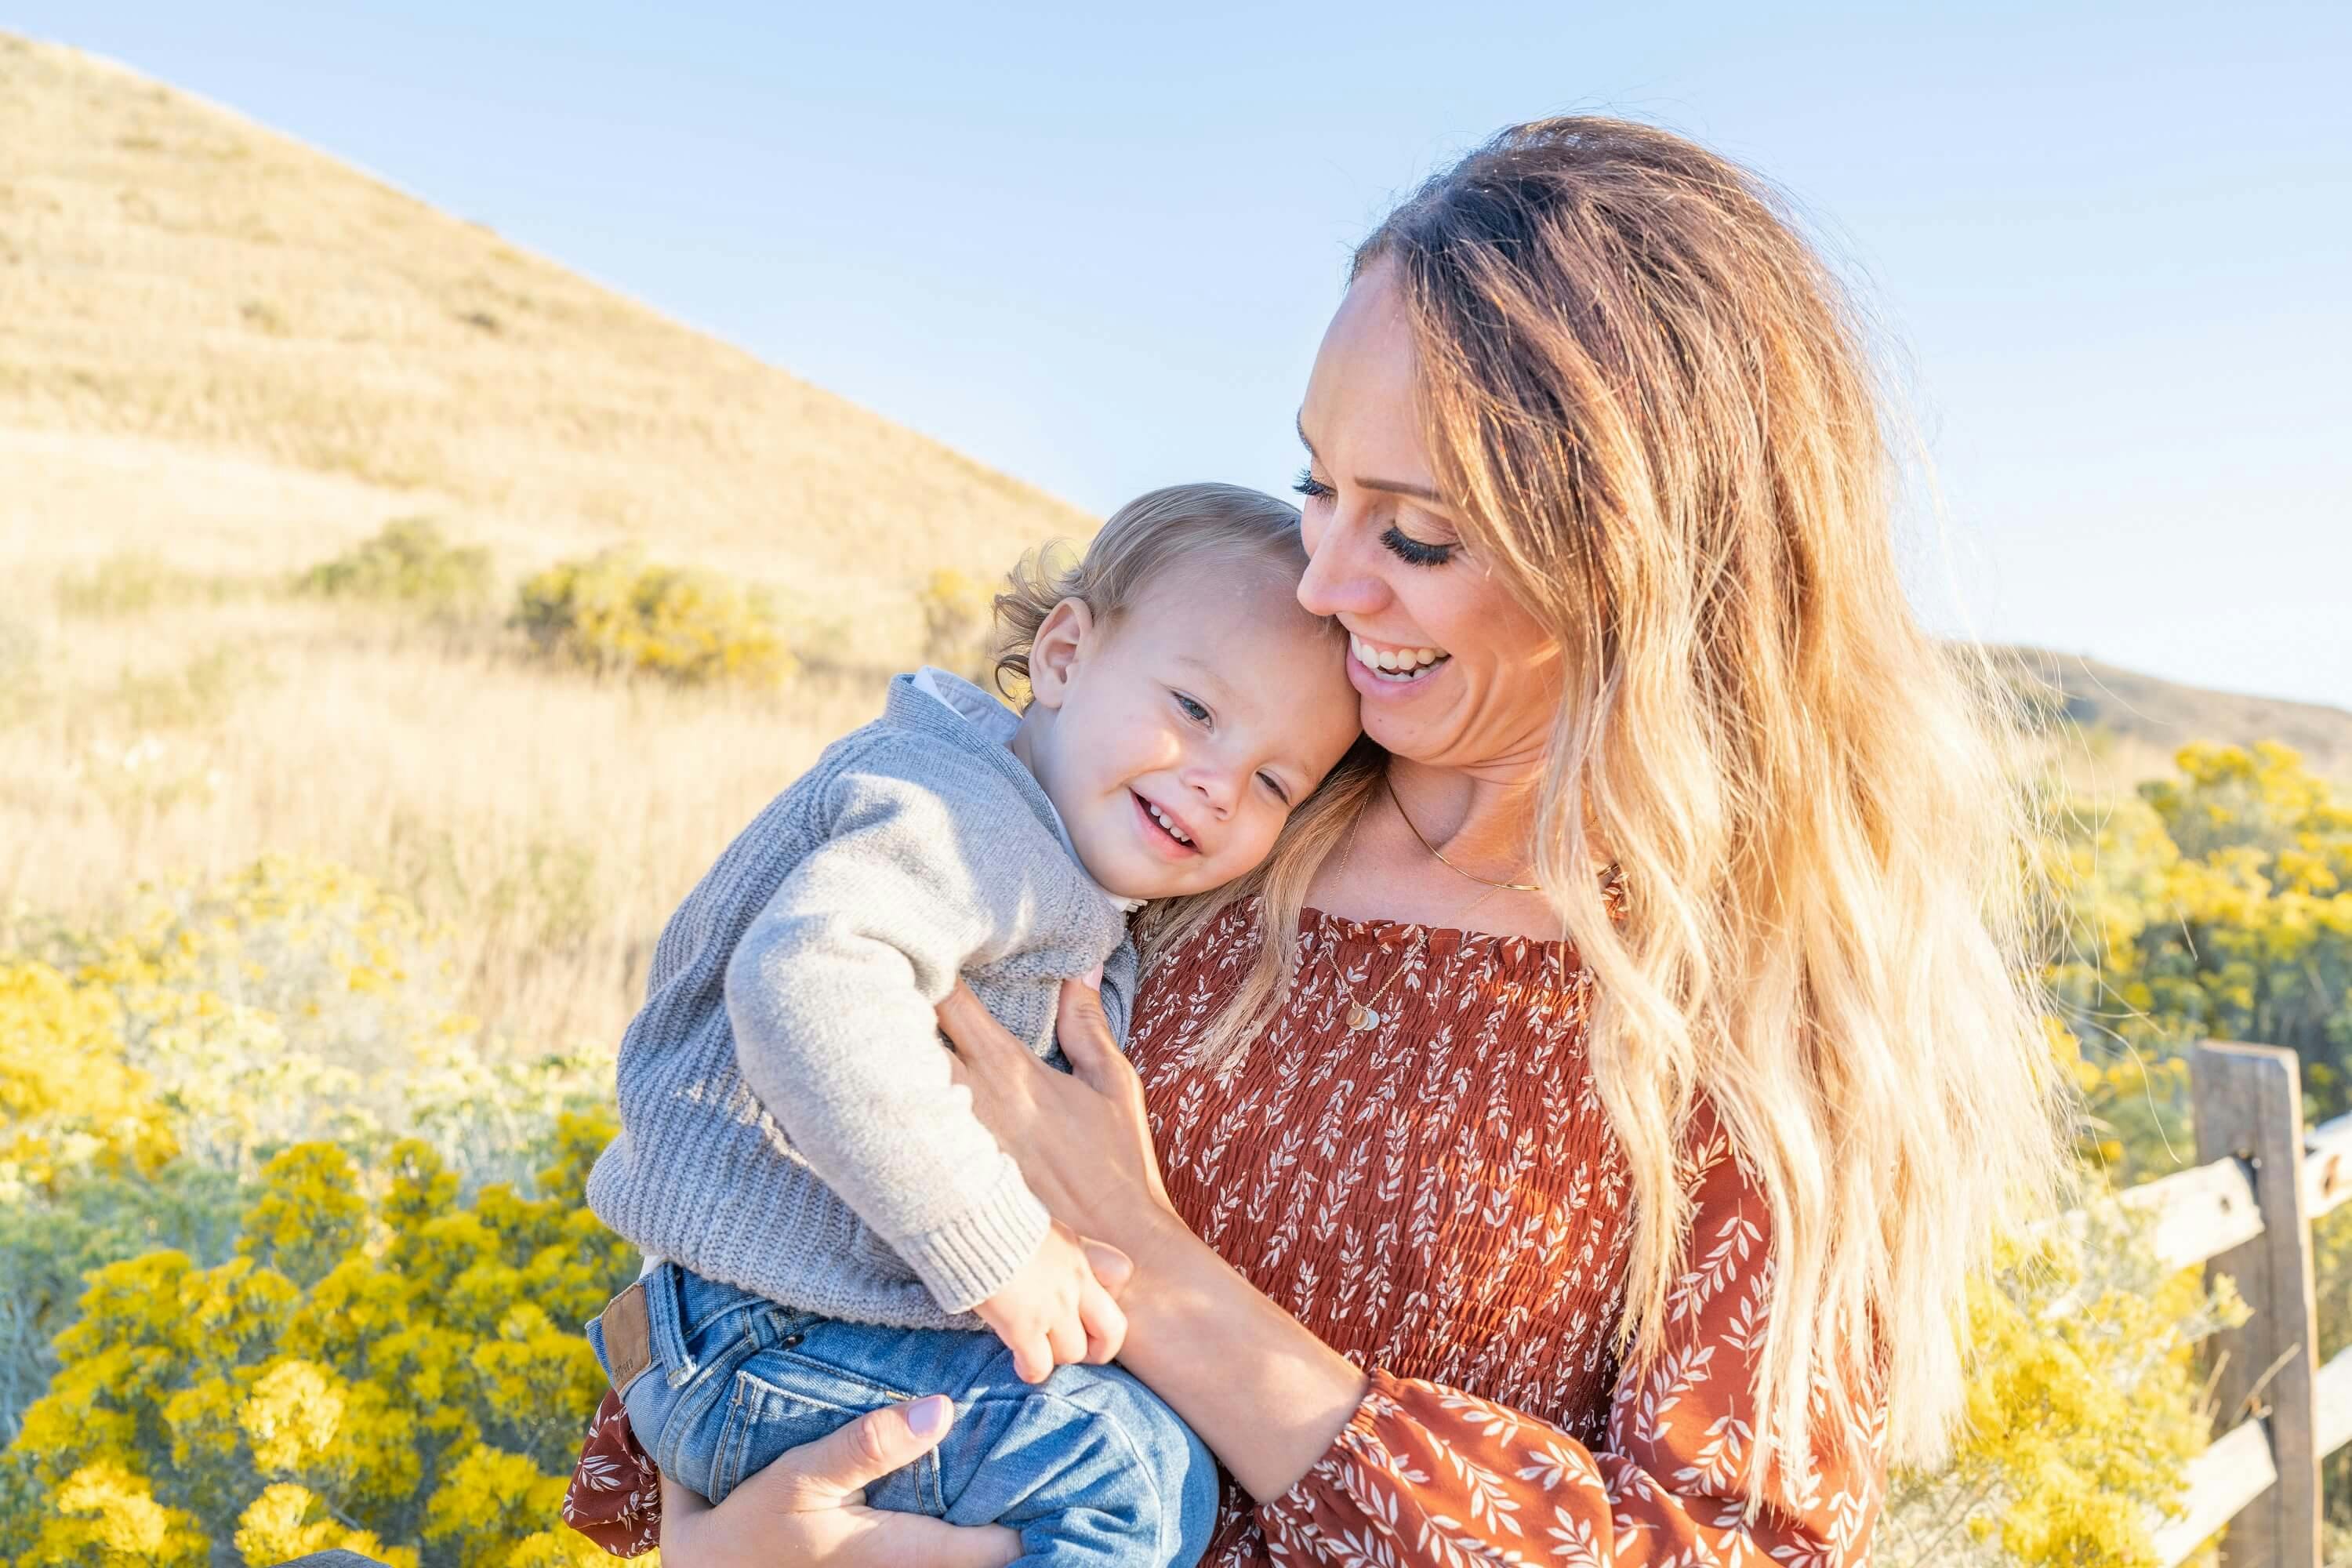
[1174,692,1210,724]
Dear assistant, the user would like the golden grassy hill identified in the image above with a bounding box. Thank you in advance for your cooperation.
[0,32,1091,656]
[1998,646,2352,784]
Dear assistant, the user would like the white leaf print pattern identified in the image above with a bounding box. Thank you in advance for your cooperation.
[1110,896,1886,1568]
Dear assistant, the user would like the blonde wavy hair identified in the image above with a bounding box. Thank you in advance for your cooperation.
[1193,121,2069,1504]
[992,483,1388,1045]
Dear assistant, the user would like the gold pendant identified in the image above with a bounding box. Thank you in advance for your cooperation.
[1347,1002,1380,1032]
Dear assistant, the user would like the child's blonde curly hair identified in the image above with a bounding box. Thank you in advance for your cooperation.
[991,481,1385,1067]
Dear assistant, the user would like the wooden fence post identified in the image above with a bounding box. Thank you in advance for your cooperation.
[2191,1040,2321,1568]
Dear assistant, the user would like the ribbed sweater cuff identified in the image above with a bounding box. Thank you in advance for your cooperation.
[892,1163,1051,1315]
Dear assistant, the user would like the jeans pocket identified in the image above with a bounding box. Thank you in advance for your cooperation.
[713,1355,938,1511]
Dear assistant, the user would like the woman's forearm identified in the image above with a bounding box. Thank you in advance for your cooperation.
[1116,1214,1370,1503]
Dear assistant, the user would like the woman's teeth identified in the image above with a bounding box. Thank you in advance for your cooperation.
[1144,797,1193,846]
[1349,633,1450,682]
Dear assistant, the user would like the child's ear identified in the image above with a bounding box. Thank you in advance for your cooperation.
[1025,597,1094,710]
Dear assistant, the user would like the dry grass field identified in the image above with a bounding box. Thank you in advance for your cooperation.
[0,33,1088,636]
[0,33,1090,1052]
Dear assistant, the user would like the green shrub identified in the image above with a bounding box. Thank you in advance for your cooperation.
[56,554,241,617]
[114,644,255,731]
[300,520,494,614]
[513,546,794,686]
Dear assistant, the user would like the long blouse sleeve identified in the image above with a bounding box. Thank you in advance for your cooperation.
[1255,1102,1888,1567]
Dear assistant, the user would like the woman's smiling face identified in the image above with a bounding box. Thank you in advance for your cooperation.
[1293,260,1566,781]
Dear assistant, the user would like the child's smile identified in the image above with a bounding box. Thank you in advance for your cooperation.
[1014,562,1362,902]
[1131,788,1201,856]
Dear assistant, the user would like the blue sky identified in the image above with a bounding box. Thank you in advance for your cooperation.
[16,2,2352,708]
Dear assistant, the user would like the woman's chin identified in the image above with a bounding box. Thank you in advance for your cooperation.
[1358,698,1453,763]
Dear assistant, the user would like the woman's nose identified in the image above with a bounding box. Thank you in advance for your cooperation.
[1295,515,1388,620]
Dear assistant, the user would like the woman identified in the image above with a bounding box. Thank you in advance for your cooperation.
[566,115,2070,1566]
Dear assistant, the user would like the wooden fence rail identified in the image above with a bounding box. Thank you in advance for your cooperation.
[2092,1041,2352,1568]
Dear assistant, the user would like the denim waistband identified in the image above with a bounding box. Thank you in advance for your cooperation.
[644,1263,804,1391]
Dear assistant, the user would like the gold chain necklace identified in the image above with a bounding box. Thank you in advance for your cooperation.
[1385,775,1541,893]
[1334,879,1504,1033]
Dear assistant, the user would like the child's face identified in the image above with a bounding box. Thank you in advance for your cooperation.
[1018,562,1361,902]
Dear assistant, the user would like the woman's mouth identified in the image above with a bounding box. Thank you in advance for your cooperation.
[1131,790,1200,855]
[1348,633,1450,685]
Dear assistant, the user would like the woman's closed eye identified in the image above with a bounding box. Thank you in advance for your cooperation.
[1296,468,1454,566]
[1381,524,1455,568]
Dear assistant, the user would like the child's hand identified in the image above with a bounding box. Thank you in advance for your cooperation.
[974,1221,1129,1384]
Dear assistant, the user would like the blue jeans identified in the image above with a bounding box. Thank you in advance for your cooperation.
[587,1264,1218,1568]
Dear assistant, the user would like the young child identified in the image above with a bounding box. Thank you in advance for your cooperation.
[581,483,1363,1567]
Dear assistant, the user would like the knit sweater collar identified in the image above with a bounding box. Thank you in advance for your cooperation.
[896,668,1145,913]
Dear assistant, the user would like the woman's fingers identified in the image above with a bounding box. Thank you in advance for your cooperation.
[657,1398,1025,1568]
[745,1394,960,1508]
[937,981,1040,1075]
[1053,976,1129,1091]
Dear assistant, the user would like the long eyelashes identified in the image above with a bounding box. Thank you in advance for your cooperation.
[1295,470,1453,566]
[1380,526,1454,568]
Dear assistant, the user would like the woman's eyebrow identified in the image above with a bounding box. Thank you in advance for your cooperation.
[1294,412,1446,504]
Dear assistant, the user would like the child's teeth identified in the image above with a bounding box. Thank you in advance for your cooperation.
[1145,800,1191,844]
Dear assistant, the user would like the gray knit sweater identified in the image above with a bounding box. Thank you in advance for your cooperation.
[584,670,1138,1329]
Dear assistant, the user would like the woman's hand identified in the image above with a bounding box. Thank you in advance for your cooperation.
[940,978,1372,1503]
[657,1395,1019,1568]
[936,978,1185,1276]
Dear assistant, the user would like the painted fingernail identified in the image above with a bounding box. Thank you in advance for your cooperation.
[906,1395,951,1437]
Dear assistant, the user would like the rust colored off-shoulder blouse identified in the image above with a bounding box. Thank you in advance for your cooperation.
[564,900,1889,1566]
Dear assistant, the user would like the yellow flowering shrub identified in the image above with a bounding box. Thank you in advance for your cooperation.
[514,547,794,686]
[2045,742,2352,1149]
[12,1459,209,1568]
[5,1119,635,1566]
[1881,1200,2245,1566]
[5,741,2345,1563]
[916,566,997,684]
[37,855,600,1187]
[0,959,175,1192]
[2030,740,2352,1549]
[0,858,605,1467]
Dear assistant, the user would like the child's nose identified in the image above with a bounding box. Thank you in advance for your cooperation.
[1181,764,1240,818]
